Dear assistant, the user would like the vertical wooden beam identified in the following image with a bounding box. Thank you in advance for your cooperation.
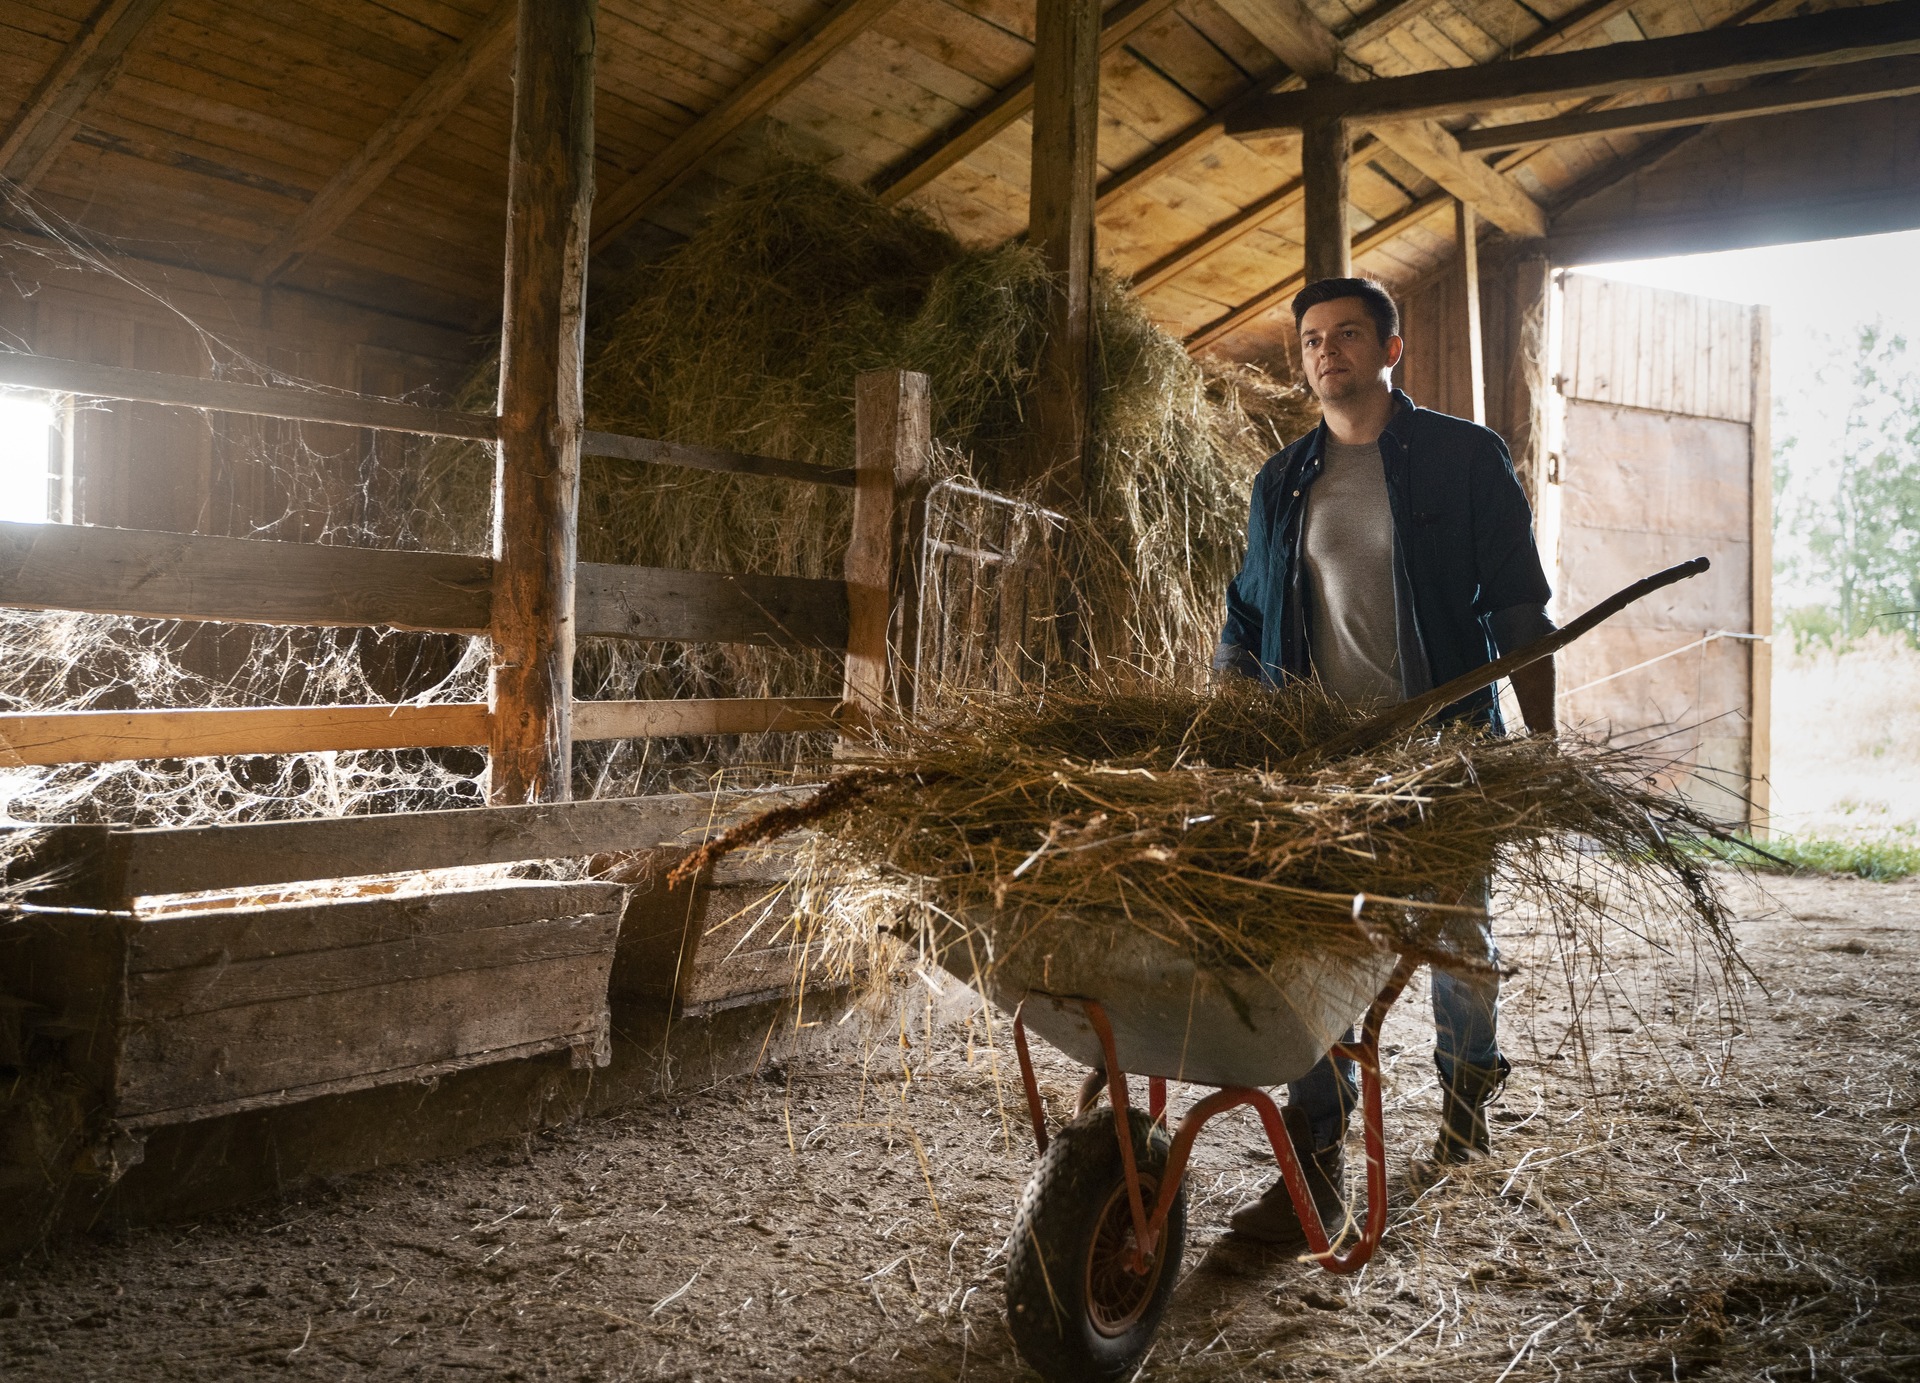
[489,0,596,806]
[1747,305,1773,837]
[1455,199,1486,425]
[842,370,930,721]
[1025,0,1101,505]
[1300,115,1351,282]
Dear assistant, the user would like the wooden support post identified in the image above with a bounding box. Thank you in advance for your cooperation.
[1455,199,1487,425]
[842,370,931,722]
[1301,115,1351,282]
[490,0,596,806]
[1025,0,1100,506]
[1748,306,1773,837]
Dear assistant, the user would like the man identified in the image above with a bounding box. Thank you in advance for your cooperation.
[1214,277,1556,1248]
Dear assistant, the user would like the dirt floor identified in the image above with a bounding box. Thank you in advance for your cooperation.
[3,868,1918,1382]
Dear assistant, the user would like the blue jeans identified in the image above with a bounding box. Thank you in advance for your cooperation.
[1288,882,1502,1152]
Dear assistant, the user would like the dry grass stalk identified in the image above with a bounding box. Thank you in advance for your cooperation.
[688,679,1741,1011]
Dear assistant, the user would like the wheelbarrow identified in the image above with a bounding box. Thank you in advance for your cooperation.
[934,908,1420,1383]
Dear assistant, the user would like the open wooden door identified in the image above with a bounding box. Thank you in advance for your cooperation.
[1544,273,1772,831]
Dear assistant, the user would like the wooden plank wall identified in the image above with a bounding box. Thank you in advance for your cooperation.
[1551,272,1765,828]
[1395,238,1552,502]
[0,243,479,541]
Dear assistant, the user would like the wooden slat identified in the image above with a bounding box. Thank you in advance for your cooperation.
[250,0,518,284]
[118,952,612,1118]
[580,429,854,487]
[575,562,848,648]
[1228,2,1920,128]
[1457,60,1920,151]
[490,0,597,806]
[0,0,171,189]
[590,0,898,253]
[130,911,621,1021]
[0,519,493,632]
[17,788,798,906]
[0,695,840,767]
[0,703,492,767]
[130,880,623,970]
[873,0,1181,206]
[572,697,841,739]
[0,353,498,440]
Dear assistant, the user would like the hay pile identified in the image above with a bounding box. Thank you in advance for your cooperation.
[422,163,1316,796]
[688,678,1741,999]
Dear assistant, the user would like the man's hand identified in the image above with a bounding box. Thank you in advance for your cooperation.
[1508,656,1556,737]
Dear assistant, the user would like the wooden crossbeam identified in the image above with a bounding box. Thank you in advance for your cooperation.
[0,519,493,633]
[873,0,1181,206]
[575,563,849,649]
[1457,57,1920,151]
[1178,0,1794,350]
[590,0,897,255]
[0,0,170,190]
[1096,0,1564,215]
[0,520,849,648]
[250,0,516,285]
[1227,1,1920,130]
[0,697,843,769]
[10,787,800,907]
[0,352,498,440]
[580,429,853,487]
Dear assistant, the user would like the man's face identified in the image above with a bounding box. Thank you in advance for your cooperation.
[1298,298,1402,404]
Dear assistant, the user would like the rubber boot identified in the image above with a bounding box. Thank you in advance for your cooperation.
[1227,1105,1346,1249]
[1410,1055,1510,1187]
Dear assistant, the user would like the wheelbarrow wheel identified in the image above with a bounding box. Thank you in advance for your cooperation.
[1006,1106,1187,1382]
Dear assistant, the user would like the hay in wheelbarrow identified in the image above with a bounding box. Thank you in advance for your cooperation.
[676,677,1744,1029]
[678,560,1748,1017]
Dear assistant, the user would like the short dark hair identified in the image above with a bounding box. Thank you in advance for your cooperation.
[1291,277,1400,344]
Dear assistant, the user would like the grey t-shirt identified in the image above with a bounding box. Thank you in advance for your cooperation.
[1302,437,1400,706]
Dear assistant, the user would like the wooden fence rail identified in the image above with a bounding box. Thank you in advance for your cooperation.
[0,520,849,647]
[0,697,842,767]
[7,786,803,908]
[0,351,500,441]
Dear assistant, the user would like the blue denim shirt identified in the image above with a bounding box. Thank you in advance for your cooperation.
[1213,391,1553,731]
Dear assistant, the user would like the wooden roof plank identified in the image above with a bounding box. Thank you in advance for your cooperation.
[869,0,1182,205]
[589,0,901,256]
[248,0,514,285]
[1,0,171,188]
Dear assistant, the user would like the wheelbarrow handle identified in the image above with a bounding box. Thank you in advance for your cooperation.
[1313,556,1711,760]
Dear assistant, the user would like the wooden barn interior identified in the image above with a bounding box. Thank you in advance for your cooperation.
[2,0,1919,1376]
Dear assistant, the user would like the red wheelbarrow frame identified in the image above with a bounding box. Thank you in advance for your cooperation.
[1008,954,1420,1275]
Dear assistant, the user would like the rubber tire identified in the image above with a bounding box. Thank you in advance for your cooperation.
[1005,1107,1187,1383]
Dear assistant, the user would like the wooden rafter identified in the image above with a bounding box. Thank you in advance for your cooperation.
[872,0,1181,207]
[1458,57,1920,151]
[1228,1,1920,130]
[1171,0,1797,351]
[0,0,171,190]
[250,0,516,286]
[1094,0,1597,214]
[1217,0,1548,237]
[588,0,898,256]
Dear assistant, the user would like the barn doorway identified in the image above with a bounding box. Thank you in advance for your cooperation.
[1566,229,1920,863]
